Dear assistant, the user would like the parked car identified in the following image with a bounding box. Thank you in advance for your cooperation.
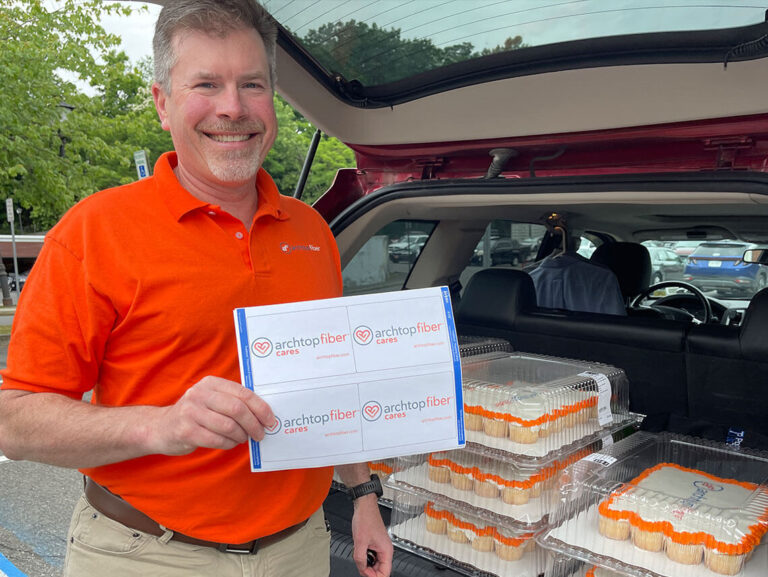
[127,3,768,576]
[671,240,703,257]
[470,238,531,266]
[647,246,686,284]
[683,241,768,297]
[7,270,28,292]
[387,233,429,263]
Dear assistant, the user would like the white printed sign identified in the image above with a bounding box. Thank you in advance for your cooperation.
[234,286,464,471]
[579,371,614,426]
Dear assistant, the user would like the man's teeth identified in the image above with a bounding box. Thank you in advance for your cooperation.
[208,134,251,142]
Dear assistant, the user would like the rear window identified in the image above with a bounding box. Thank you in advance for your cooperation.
[342,220,437,295]
[692,243,749,257]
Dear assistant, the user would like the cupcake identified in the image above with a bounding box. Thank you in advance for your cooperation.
[665,539,703,565]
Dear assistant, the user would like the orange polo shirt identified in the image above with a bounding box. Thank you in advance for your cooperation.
[1,152,343,542]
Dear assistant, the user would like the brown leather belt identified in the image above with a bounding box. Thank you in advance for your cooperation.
[83,477,307,554]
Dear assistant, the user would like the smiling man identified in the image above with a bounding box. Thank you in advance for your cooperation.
[0,1,391,576]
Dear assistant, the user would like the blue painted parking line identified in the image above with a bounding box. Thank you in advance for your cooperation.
[0,551,26,577]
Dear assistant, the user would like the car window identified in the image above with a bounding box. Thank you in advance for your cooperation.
[342,220,436,296]
[459,221,546,293]
[634,240,768,303]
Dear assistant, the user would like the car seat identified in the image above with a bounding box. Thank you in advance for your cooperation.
[590,242,655,314]
[455,268,537,331]
[683,287,768,448]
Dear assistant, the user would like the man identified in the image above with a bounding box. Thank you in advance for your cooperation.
[0,1,392,576]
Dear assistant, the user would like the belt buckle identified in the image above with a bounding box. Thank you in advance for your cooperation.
[219,541,259,555]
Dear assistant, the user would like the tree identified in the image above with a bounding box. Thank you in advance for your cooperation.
[261,95,355,205]
[301,20,474,86]
[0,0,153,231]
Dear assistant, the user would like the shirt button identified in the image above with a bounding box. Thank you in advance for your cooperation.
[208,211,216,216]
[235,232,244,240]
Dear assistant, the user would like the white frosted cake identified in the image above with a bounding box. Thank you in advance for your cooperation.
[598,463,768,575]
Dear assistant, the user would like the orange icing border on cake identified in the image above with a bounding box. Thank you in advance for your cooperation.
[464,395,597,427]
[424,502,532,545]
[585,567,597,577]
[428,449,588,490]
[597,462,768,555]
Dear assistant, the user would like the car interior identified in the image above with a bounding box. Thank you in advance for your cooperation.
[331,181,768,450]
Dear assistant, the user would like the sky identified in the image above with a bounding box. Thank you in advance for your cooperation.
[100,2,161,64]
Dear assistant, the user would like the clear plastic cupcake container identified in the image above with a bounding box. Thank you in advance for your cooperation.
[538,432,768,577]
[461,352,630,460]
[389,443,597,527]
[458,335,513,358]
[543,551,634,577]
[389,484,543,577]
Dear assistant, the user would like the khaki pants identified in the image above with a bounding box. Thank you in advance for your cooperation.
[63,496,331,577]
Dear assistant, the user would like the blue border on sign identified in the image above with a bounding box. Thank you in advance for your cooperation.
[441,286,465,445]
[0,552,27,577]
[235,308,261,469]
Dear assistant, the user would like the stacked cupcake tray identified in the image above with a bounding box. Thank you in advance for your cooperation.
[386,351,641,576]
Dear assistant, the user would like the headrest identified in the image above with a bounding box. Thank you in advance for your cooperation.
[740,287,768,361]
[455,268,537,328]
[590,242,652,298]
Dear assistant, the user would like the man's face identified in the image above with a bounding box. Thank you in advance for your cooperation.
[152,27,277,187]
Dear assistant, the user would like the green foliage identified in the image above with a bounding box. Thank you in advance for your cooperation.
[0,0,171,232]
[262,95,355,204]
[1,6,522,232]
[301,20,474,85]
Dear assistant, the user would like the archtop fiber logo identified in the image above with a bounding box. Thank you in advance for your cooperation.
[250,330,348,358]
[251,337,273,358]
[361,395,453,422]
[353,326,373,345]
[362,401,382,421]
[264,416,282,435]
[280,242,320,254]
[353,321,444,346]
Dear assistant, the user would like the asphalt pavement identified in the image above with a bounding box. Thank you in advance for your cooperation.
[1,309,82,577]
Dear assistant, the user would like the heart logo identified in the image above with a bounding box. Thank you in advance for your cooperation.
[264,416,282,435]
[353,325,373,345]
[251,337,273,358]
[362,401,382,421]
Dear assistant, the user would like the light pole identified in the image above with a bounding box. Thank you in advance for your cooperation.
[58,102,75,157]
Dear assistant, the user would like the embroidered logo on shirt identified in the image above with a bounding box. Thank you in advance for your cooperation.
[280,242,320,254]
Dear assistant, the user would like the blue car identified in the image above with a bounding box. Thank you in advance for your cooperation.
[683,242,768,298]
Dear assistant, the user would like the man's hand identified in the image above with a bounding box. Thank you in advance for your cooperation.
[147,376,275,455]
[351,494,393,577]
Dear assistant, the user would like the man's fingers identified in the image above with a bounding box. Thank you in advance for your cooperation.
[184,377,275,441]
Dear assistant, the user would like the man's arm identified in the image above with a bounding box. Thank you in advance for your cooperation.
[0,376,275,468]
[336,463,393,577]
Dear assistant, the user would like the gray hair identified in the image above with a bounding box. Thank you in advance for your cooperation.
[153,0,278,93]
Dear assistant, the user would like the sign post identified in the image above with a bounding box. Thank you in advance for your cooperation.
[133,150,150,180]
[5,198,20,301]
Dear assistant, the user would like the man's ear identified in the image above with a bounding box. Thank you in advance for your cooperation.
[152,83,171,132]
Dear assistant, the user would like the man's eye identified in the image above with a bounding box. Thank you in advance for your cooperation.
[244,82,266,89]
[196,82,215,89]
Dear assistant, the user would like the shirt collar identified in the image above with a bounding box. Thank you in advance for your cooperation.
[155,152,289,223]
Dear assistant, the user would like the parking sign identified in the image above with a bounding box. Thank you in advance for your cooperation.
[133,150,149,180]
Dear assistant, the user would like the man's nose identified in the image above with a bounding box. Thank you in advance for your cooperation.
[215,85,247,119]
